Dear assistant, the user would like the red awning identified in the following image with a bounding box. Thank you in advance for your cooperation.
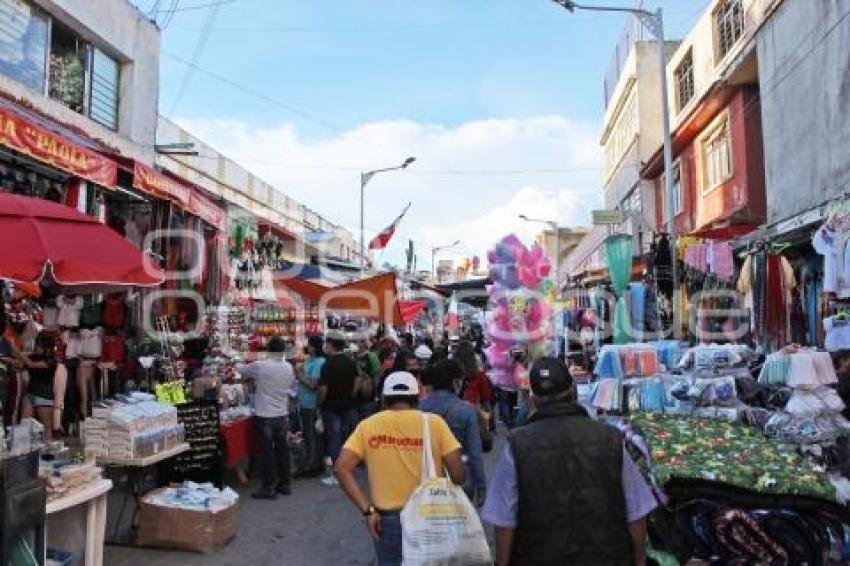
[0,193,163,286]
[132,162,227,231]
[0,104,118,187]
[399,300,427,324]
[690,222,760,240]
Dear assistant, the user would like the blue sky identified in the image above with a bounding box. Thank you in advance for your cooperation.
[133,0,709,267]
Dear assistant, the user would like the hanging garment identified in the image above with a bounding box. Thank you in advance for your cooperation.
[56,295,84,328]
[101,335,125,364]
[79,328,103,359]
[644,284,659,333]
[812,225,838,293]
[841,236,850,299]
[802,254,824,346]
[653,235,675,330]
[789,289,806,345]
[101,294,126,329]
[61,330,81,360]
[709,241,735,281]
[629,283,646,334]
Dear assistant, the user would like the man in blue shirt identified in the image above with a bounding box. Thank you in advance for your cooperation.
[295,335,325,477]
[420,359,486,506]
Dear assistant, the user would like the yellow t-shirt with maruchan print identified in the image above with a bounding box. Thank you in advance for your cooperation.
[343,409,461,511]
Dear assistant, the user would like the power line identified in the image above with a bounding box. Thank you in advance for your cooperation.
[162,6,710,34]
[150,151,608,175]
[158,0,180,29]
[147,0,162,18]
[168,1,222,115]
[162,50,345,133]
[155,0,235,13]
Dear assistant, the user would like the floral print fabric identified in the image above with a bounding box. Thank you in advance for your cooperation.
[630,413,836,501]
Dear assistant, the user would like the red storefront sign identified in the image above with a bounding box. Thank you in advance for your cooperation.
[133,162,226,231]
[188,190,227,232]
[0,107,118,187]
[133,162,191,206]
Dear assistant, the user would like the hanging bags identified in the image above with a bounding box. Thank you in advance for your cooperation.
[400,413,492,566]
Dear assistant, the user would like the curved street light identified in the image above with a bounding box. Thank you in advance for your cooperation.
[359,157,416,274]
[432,240,461,282]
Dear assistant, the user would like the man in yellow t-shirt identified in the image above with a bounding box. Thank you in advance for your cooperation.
[335,371,465,566]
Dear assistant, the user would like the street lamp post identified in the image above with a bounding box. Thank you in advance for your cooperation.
[360,157,416,275]
[552,0,679,305]
[519,214,561,296]
[432,240,460,283]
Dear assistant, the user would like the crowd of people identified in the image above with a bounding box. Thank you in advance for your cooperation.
[239,327,658,566]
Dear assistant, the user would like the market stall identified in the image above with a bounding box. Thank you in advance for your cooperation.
[77,392,188,545]
[623,413,850,563]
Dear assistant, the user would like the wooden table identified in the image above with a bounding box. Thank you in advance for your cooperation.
[97,444,190,545]
[46,479,113,566]
[96,443,190,468]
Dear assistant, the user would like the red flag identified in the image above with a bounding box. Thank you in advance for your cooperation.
[369,203,411,250]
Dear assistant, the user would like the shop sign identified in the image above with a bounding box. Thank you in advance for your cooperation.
[133,162,226,231]
[188,191,227,231]
[133,162,191,206]
[591,209,623,225]
[0,107,117,187]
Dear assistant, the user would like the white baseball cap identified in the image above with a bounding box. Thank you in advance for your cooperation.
[382,371,420,397]
[414,345,433,361]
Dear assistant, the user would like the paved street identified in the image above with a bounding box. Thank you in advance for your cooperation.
[107,434,502,566]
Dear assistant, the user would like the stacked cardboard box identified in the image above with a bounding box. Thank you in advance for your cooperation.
[83,397,184,461]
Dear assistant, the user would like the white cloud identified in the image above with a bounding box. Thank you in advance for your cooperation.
[174,115,603,268]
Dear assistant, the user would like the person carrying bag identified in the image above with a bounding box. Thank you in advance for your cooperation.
[401,413,492,566]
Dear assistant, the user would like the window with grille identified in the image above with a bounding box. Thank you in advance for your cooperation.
[621,185,641,216]
[715,0,744,59]
[662,162,683,219]
[90,47,119,130]
[702,118,733,191]
[0,0,49,93]
[675,51,694,111]
[0,1,122,131]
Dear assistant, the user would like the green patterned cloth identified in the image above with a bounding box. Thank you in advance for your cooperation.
[630,412,836,501]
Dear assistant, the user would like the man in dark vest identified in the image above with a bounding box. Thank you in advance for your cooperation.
[482,357,656,566]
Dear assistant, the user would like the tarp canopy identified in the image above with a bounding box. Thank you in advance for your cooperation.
[323,273,405,326]
[270,272,406,326]
[0,193,163,287]
[272,276,328,305]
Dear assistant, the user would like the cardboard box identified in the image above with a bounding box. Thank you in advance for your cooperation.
[136,488,237,553]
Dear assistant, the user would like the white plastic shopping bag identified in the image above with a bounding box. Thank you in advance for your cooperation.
[401,413,493,566]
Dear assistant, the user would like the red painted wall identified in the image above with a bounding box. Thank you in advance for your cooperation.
[653,86,766,235]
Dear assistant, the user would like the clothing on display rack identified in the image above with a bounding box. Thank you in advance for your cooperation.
[56,295,84,328]
[737,247,796,350]
[758,348,850,444]
[629,282,646,334]
[652,234,675,329]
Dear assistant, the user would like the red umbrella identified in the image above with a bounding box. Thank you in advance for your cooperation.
[0,193,163,286]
